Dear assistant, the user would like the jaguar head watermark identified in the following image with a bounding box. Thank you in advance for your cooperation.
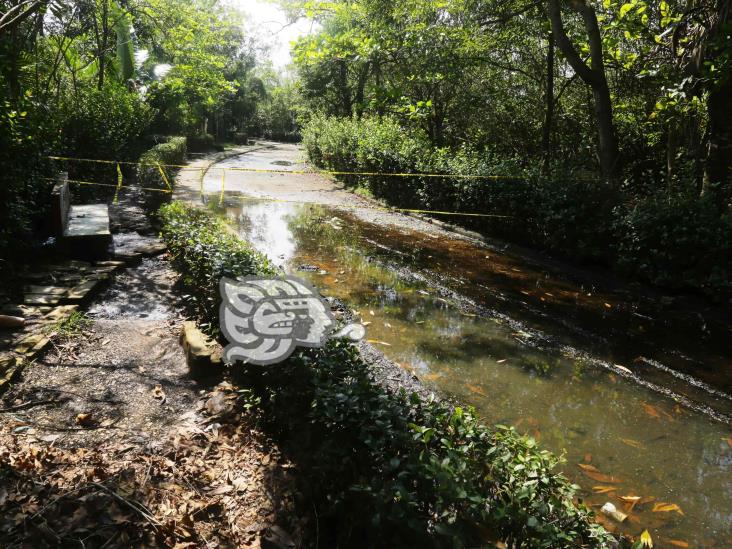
[219,275,365,365]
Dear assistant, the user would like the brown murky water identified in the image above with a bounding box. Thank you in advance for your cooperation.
[200,185,731,547]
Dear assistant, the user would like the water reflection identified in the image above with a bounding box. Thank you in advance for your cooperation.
[211,196,732,547]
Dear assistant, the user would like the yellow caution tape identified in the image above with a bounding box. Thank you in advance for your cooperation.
[43,177,172,194]
[47,155,200,170]
[113,163,123,204]
[45,175,509,218]
[157,163,172,190]
[47,154,521,180]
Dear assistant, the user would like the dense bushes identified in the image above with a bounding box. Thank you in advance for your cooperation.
[185,133,218,152]
[159,201,614,548]
[615,195,732,295]
[138,136,187,211]
[0,94,57,280]
[58,84,153,163]
[302,114,731,297]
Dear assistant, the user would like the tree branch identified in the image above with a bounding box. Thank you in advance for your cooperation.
[547,0,598,85]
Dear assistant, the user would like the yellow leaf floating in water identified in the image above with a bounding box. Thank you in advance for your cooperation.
[620,438,645,449]
[642,403,662,419]
[619,495,641,503]
[578,463,621,483]
[592,485,617,494]
[652,502,684,515]
[619,495,642,511]
[366,339,391,346]
[465,384,488,398]
[640,529,653,548]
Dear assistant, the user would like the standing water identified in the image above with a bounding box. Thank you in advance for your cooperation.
[200,185,731,547]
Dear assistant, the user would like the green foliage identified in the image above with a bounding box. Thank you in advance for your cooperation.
[615,195,732,294]
[111,1,135,82]
[158,201,614,547]
[0,91,57,279]
[185,133,217,152]
[158,202,275,329]
[138,136,187,211]
[45,311,92,339]
[58,82,154,162]
[302,114,731,297]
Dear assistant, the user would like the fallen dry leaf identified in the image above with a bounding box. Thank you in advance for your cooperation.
[620,438,645,449]
[642,403,661,419]
[668,540,689,548]
[578,463,621,483]
[209,484,233,495]
[652,502,684,515]
[75,413,94,427]
[592,486,617,494]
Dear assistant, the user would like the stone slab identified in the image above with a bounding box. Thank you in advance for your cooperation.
[0,355,21,391]
[23,285,69,296]
[14,333,50,358]
[135,242,167,257]
[113,250,143,266]
[44,305,79,322]
[66,279,98,302]
[180,321,223,378]
[65,204,111,237]
[24,294,64,306]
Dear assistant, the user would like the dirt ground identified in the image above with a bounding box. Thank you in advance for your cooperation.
[0,189,303,548]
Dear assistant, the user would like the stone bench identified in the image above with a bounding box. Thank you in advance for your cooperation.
[51,172,112,258]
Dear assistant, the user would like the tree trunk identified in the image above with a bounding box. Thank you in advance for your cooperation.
[548,0,619,185]
[337,59,351,116]
[541,31,554,176]
[96,0,108,91]
[666,123,678,192]
[354,61,370,118]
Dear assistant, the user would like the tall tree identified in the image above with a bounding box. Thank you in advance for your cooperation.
[548,0,619,184]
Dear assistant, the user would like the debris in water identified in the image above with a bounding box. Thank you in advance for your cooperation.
[600,502,627,522]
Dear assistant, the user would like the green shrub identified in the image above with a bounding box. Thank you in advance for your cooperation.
[301,114,730,297]
[57,83,154,200]
[615,195,732,295]
[138,136,187,212]
[0,92,57,282]
[159,202,613,548]
[186,133,217,152]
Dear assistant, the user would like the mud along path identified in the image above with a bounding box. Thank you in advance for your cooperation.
[0,196,301,548]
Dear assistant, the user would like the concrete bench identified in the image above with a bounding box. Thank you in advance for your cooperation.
[51,172,112,258]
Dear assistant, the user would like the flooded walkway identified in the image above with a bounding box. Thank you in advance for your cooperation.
[178,142,732,547]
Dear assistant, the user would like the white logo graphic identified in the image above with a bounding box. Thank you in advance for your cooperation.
[219,276,365,365]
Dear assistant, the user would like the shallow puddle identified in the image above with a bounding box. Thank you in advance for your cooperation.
[209,195,731,546]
